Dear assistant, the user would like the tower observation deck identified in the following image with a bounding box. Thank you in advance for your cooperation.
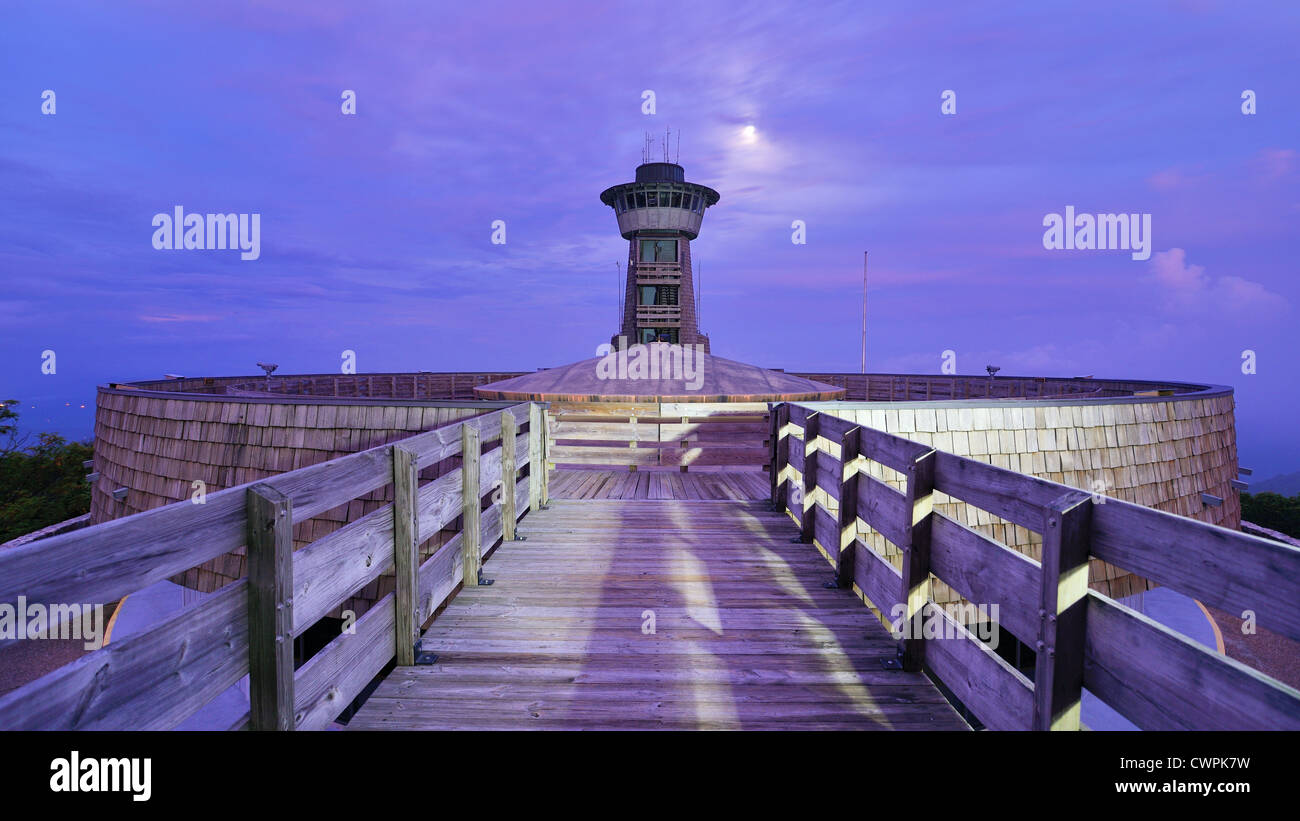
[600,161,720,351]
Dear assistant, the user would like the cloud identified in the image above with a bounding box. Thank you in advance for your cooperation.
[1255,148,1297,181]
[137,313,225,323]
[1146,167,1205,191]
[1148,248,1287,316]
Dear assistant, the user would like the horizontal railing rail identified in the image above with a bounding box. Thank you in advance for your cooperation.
[0,402,550,730]
[771,401,1300,731]
[548,401,769,471]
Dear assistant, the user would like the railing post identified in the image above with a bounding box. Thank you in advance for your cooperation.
[899,449,936,672]
[391,445,419,666]
[528,404,543,512]
[768,402,777,502]
[501,412,517,541]
[773,403,790,513]
[540,405,551,507]
[461,424,482,586]
[833,425,862,589]
[1033,490,1093,730]
[246,483,294,731]
[798,412,820,544]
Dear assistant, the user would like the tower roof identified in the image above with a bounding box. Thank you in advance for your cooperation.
[473,345,846,402]
[635,162,686,183]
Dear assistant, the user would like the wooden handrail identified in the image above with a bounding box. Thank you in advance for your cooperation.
[771,401,1300,731]
[0,403,545,730]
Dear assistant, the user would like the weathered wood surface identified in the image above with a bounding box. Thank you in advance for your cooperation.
[1033,491,1092,730]
[501,413,518,542]
[0,581,248,730]
[461,425,481,585]
[546,402,771,470]
[773,400,1300,730]
[1090,499,1300,643]
[249,473,532,731]
[0,404,530,650]
[246,484,294,731]
[392,446,419,666]
[899,449,936,672]
[922,603,1035,732]
[548,468,769,501]
[1083,593,1300,730]
[349,499,968,731]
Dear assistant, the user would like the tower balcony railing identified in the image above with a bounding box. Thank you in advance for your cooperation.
[635,307,680,322]
[633,261,681,272]
[634,275,682,287]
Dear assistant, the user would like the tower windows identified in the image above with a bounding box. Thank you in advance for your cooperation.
[639,327,679,344]
[639,239,677,263]
[612,186,712,213]
[639,285,678,305]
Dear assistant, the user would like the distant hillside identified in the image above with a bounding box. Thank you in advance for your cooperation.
[1251,471,1300,497]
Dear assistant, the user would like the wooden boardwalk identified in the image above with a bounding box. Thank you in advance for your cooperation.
[348,497,969,730]
[548,468,768,501]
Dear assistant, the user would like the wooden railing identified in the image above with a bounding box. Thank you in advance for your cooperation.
[770,402,1300,730]
[0,402,550,730]
[548,401,769,471]
[785,373,1216,402]
[118,371,530,399]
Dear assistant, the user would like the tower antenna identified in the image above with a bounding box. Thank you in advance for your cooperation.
[675,130,680,164]
[861,251,868,374]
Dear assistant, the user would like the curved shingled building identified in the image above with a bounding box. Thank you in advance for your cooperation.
[88,370,1237,618]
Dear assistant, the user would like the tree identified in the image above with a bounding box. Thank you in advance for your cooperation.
[0,403,93,543]
[0,398,29,456]
[1240,492,1300,541]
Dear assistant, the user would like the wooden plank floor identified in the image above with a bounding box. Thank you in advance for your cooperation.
[548,468,769,501]
[348,498,969,730]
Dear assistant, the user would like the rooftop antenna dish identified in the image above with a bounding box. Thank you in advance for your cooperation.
[257,361,278,389]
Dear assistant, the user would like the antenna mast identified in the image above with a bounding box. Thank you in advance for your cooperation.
[616,261,623,331]
[861,251,868,374]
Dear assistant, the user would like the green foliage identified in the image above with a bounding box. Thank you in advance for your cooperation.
[0,401,93,543]
[1240,492,1300,541]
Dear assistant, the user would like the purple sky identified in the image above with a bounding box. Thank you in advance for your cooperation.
[2,1,1297,477]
